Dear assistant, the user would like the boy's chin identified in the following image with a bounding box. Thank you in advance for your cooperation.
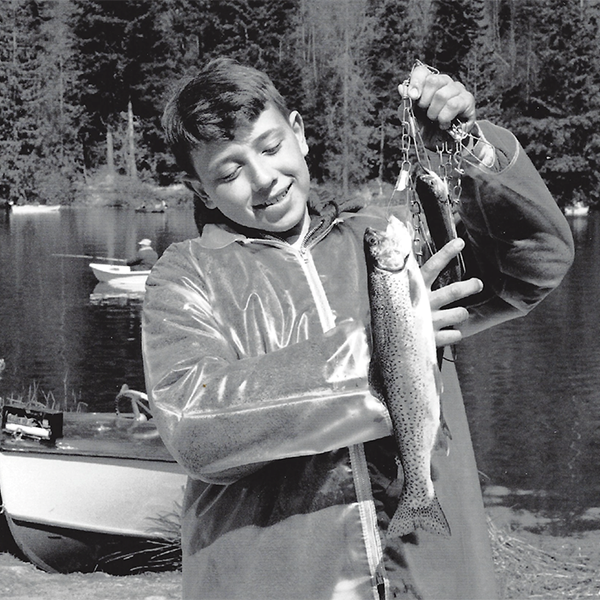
[264,210,308,243]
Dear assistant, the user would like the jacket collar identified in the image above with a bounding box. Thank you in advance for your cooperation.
[198,199,343,250]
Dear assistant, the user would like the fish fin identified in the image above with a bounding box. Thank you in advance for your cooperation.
[433,363,443,398]
[434,404,452,454]
[440,408,452,441]
[368,357,386,402]
[434,424,450,455]
[394,457,404,482]
[432,364,451,454]
[387,494,451,539]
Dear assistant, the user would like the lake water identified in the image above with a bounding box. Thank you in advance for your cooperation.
[0,206,597,535]
[456,212,600,534]
[0,206,198,411]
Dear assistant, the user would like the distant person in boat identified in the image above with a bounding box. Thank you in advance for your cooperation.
[141,58,574,600]
[127,239,158,271]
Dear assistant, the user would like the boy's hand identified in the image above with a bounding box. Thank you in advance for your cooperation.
[420,237,483,347]
[398,62,476,149]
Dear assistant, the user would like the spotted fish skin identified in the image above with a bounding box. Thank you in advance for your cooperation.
[364,216,450,538]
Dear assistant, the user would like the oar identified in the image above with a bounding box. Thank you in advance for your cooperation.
[52,253,127,263]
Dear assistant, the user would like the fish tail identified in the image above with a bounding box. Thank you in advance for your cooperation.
[387,494,451,539]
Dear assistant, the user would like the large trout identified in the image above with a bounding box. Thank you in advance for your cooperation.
[364,215,451,538]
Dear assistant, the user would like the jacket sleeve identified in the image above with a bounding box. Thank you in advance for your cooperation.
[141,245,391,484]
[455,121,574,336]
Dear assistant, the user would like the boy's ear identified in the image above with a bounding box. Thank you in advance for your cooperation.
[288,111,309,157]
[184,178,217,209]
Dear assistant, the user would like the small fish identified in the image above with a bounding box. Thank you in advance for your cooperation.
[364,215,450,538]
[415,168,463,289]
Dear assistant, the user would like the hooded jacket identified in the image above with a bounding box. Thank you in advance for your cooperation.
[142,121,573,600]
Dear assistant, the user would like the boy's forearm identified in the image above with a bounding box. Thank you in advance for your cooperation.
[143,310,390,483]
[456,121,574,331]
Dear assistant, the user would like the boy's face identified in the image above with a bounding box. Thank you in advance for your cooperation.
[189,104,310,242]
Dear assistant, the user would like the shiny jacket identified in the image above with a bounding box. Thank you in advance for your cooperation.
[142,122,573,600]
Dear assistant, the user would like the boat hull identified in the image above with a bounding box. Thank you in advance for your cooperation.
[4,514,183,574]
[0,412,188,573]
[10,205,62,215]
[89,262,150,283]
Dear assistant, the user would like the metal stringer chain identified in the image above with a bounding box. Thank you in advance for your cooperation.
[389,61,470,266]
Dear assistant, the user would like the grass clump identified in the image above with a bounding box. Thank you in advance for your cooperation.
[489,518,600,599]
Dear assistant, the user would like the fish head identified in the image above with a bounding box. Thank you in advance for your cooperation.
[364,216,413,273]
[420,169,449,201]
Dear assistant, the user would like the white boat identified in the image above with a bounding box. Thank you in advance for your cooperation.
[9,204,62,214]
[564,202,589,217]
[89,262,150,284]
[0,389,189,574]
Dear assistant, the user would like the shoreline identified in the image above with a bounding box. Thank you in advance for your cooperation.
[0,552,181,600]
[2,507,600,600]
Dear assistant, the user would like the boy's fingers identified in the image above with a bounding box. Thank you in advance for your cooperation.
[398,67,476,132]
[432,306,469,330]
[430,278,483,310]
[418,73,455,110]
[428,86,475,130]
[420,238,464,287]
[435,327,463,348]
[398,63,431,100]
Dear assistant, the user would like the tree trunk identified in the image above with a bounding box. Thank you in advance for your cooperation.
[127,100,137,180]
[342,5,350,198]
[106,128,115,183]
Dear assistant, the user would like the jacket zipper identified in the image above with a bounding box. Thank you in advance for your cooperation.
[248,220,338,331]
[350,444,389,599]
[297,231,389,599]
[247,223,388,598]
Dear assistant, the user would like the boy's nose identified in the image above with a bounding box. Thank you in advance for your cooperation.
[248,157,276,191]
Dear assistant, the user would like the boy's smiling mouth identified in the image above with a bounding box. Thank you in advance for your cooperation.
[254,183,292,210]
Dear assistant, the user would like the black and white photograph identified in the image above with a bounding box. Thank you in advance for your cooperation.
[0,1,596,598]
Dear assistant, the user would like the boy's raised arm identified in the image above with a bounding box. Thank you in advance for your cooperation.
[455,121,574,336]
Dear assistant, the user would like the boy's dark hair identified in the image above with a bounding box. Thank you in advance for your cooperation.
[162,57,290,180]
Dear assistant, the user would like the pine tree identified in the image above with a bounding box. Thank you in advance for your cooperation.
[365,0,429,185]
[0,0,80,204]
[294,0,376,195]
[457,0,501,120]
[423,0,481,78]
[70,0,173,181]
[502,0,600,208]
[159,0,299,97]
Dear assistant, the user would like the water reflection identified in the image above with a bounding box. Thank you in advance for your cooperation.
[456,212,600,533]
[90,281,147,304]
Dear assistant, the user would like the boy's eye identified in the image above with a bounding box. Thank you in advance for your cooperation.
[218,167,240,183]
[263,141,282,155]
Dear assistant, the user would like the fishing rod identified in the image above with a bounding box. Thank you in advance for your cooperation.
[52,253,127,263]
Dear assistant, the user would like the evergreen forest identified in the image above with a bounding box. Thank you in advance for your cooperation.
[1,0,599,209]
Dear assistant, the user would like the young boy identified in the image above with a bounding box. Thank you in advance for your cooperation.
[142,58,573,599]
